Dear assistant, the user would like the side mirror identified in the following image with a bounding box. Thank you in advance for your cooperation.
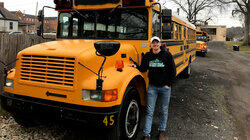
[94,41,120,56]
[37,10,44,22]
[162,9,172,23]
[37,6,55,40]
[94,41,120,91]
[37,10,44,37]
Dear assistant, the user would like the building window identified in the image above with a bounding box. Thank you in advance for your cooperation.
[9,22,13,30]
[202,28,217,35]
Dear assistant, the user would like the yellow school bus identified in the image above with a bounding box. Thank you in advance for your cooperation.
[196,30,209,56]
[1,0,196,139]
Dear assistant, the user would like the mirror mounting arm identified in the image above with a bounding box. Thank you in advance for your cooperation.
[95,52,107,91]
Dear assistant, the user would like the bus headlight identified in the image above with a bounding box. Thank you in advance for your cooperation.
[5,79,14,89]
[82,90,102,102]
[82,89,118,102]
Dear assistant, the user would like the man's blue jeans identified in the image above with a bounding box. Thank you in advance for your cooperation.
[143,84,171,136]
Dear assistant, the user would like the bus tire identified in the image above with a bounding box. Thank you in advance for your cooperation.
[202,52,206,57]
[107,87,141,140]
[182,62,191,79]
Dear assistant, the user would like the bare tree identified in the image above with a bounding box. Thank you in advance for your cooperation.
[229,0,249,46]
[167,0,226,25]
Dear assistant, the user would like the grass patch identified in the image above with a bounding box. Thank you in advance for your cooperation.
[225,41,250,52]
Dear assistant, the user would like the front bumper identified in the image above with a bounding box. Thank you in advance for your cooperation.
[196,49,207,53]
[0,92,120,128]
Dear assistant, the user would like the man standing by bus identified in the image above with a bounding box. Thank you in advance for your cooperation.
[129,36,176,140]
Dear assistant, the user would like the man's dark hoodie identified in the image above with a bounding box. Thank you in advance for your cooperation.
[137,46,176,87]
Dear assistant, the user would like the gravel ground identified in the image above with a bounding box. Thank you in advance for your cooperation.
[0,41,249,140]
[0,116,67,140]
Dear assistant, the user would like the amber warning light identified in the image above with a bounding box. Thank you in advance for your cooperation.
[123,0,145,7]
[115,60,124,72]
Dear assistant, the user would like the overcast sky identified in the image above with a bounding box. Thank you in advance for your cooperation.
[0,0,243,28]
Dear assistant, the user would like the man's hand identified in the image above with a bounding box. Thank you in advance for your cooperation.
[165,85,170,89]
[128,64,137,68]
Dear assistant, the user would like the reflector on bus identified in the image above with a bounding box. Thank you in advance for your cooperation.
[54,0,73,10]
[74,0,120,6]
[123,0,145,7]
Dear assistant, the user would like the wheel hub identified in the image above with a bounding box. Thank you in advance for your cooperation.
[125,100,139,138]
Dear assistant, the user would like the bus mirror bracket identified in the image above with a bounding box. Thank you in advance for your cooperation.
[94,41,120,91]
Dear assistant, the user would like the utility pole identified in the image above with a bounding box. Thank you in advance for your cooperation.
[35,1,38,16]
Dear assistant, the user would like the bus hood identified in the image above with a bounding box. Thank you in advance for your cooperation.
[18,39,100,58]
[17,39,138,66]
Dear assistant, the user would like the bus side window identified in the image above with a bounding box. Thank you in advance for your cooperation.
[179,25,182,40]
[72,17,79,37]
[175,23,178,40]
[184,27,186,40]
[58,13,71,37]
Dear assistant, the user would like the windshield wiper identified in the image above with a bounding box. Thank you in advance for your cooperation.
[109,5,121,14]
[72,7,87,19]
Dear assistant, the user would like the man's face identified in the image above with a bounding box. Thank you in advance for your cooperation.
[150,40,161,51]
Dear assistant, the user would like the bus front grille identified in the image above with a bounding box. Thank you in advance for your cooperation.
[20,55,75,87]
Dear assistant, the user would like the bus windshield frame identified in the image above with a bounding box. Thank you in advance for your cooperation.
[57,8,148,40]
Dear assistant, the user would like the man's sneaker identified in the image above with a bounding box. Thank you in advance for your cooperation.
[159,131,166,140]
[143,136,150,140]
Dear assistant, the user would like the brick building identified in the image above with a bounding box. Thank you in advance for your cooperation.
[12,11,57,33]
[198,25,227,41]
[11,11,38,33]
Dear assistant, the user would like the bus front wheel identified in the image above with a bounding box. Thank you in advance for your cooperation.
[107,87,141,140]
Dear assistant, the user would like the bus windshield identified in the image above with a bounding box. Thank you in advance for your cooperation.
[196,36,207,42]
[57,8,148,40]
